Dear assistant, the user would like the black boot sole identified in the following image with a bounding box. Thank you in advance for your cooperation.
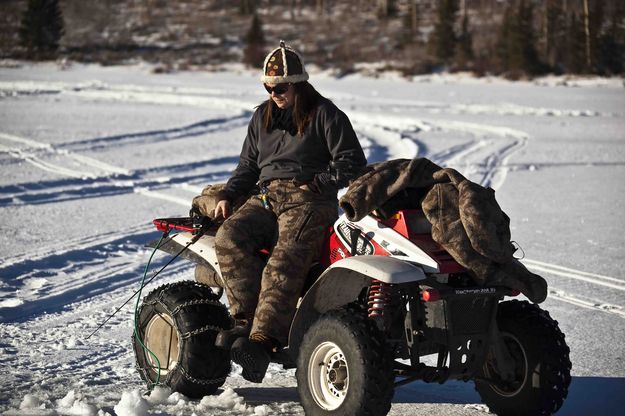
[230,339,270,383]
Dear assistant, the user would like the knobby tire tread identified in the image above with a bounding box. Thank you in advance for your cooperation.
[297,304,394,416]
[475,299,571,416]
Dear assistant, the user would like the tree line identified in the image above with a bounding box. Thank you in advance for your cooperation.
[18,0,625,77]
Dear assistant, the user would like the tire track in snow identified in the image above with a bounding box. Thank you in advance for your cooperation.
[57,113,250,153]
[547,289,625,319]
[349,111,530,190]
[1,82,249,207]
[428,140,488,166]
[0,126,232,321]
[423,119,529,190]
[525,259,625,292]
[4,80,613,118]
[0,132,130,178]
[0,165,232,207]
[0,131,234,207]
[135,187,193,206]
[330,90,610,118]
[0,129,207,319]
[478,136,528,189]
[0,223,149,270]
[0,80,259,113]
[353,123,420,162]
[520,259,625,318]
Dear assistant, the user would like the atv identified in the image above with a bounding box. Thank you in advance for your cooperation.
[133,201,571,416]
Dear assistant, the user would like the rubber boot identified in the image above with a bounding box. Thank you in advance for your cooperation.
[215,318,251,349]
[230,333,273,383]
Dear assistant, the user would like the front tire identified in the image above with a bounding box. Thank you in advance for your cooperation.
[133,281,231,398]
[296,305,394,416]
[475,300,572,416]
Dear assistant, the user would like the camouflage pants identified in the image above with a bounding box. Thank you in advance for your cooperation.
[214,179,338,346]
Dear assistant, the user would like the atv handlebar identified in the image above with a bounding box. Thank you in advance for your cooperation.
[153,215,213,234]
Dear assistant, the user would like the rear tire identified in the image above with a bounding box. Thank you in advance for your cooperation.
[475,300,571,416]
[133,281,231,398]
[296,305,394,416]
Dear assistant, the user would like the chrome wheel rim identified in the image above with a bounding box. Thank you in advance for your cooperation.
[308,341,349,410]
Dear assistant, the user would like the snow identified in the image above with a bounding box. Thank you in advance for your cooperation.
[114,390,149,416]
[1,61,624,415]
[57,390,98,416]
[19,394,42,410]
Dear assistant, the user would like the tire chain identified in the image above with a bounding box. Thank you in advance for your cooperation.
[134,280,231,398]
[172,298,225,315]
[177,365,228,386]
[180,324,224,339]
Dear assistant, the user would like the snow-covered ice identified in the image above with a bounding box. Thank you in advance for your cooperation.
[1,61,624,415]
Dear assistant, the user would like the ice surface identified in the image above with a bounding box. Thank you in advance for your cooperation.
[1,61,624,415]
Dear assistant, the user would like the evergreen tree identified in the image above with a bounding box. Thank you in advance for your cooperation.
[240,0,257,15]
[495,4,516,72]
[399,0,420,46]
[18,0,65,59]
[495,0,542,76]
[377,0,398,19]
[456,12,474,68]
[429,0,459,65]
[544,0,567,71]
[515,0,542,74]
[587,0,605,73]
[564,12,587,73]
[597,2,625,74]
[242,13,266,68]
[596,29,625,74]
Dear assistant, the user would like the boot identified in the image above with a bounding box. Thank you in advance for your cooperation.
[230,333,273,383]
[215,318,251,349]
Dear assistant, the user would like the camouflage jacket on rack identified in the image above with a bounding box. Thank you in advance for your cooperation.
[340,158,547,303]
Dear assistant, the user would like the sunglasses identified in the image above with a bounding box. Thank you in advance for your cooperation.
[264,83,291,95]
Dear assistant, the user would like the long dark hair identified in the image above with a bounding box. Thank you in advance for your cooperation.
[262,81,324,136]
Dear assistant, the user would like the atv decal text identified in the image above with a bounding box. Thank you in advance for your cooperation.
[454,287,497,296]
[336,222,375,256]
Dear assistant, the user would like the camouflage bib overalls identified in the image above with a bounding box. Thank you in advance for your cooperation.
[214,180,337,346]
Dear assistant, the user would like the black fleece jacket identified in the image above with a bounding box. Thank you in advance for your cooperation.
[218,98,367,202]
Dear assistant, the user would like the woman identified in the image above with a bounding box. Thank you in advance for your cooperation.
[213,41,367,383]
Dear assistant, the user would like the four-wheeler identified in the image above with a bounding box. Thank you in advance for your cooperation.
[133,197,571,416]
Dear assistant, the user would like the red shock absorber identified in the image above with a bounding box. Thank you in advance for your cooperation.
[368,279,393,317]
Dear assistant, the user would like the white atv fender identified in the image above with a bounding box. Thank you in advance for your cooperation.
[287,255,426,356]
[148,232,223,278]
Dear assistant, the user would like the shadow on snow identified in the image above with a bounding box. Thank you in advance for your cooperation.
[393,376,624,415]
[0,229,189,323]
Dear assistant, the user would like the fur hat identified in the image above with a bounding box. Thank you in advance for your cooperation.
[261,40,309,84]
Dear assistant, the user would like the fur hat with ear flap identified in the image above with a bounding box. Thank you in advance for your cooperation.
[261,40,309,84]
